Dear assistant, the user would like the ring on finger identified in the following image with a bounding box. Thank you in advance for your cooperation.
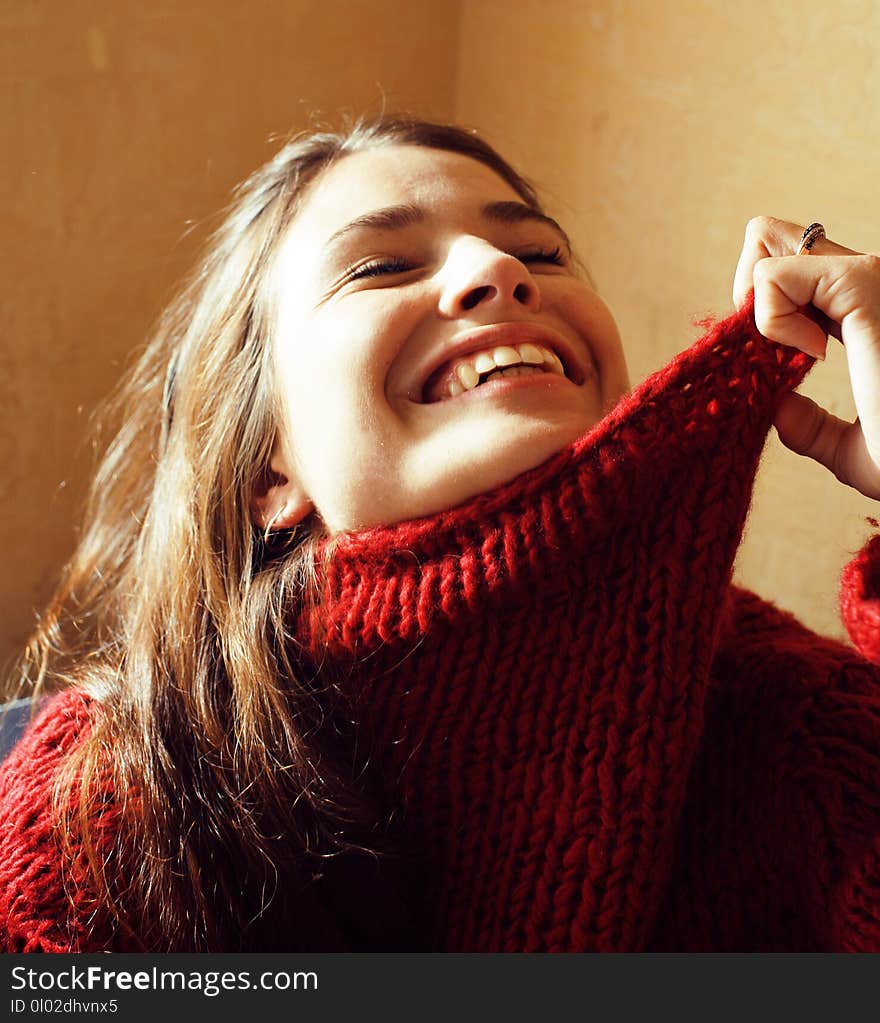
[797,222,826,255]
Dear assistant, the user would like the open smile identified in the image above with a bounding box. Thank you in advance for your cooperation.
[414,323,587,404]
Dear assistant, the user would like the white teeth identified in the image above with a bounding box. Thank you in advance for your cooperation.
[542,349,565,375]
[448,363,545,396]
[492,345,522,367]
[463,342,564,378]
[456,363,480,389]
[472,352,496,374]
[516,343,546,365]
[438,341,566,400]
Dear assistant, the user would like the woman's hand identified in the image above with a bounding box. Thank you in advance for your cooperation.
[733,216,880,500]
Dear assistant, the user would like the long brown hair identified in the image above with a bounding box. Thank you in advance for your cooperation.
[15,114,549,950]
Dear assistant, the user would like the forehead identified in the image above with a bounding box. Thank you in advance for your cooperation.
[291,144,525,239]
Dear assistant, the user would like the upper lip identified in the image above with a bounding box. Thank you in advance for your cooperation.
[410,321,588,403]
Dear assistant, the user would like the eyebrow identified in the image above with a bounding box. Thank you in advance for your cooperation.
[483,201,573,253]
[325,200,573,253]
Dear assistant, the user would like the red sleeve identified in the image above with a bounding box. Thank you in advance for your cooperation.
[721,586,880,951]
[787,531,880,951]
[792,668,880,951]
[0,690,111,952]
[840,532,880,666]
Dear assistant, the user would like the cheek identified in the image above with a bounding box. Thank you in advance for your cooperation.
[298,296,431,431]
[272,304,407,473]
[288,296,419,384]
[566,289,629,397]
[597,314,628,383]
[274,305,370,421]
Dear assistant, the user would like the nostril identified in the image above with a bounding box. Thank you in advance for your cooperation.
[461,285,492,311]
[513,282,532,304]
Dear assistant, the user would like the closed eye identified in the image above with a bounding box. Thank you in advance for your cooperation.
[345,245,566,284]
[518,246,566,267]
[346,257,414,282]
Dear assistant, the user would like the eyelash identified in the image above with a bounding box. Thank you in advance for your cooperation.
[346,246,566,282]
[519,246,565,267]
[348,257,413,281]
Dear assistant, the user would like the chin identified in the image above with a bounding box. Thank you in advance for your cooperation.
[479,418,588,485]
[402,413,594,522]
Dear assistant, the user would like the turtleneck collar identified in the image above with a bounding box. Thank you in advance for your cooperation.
[301,294,812,666]
[296,294,814,951]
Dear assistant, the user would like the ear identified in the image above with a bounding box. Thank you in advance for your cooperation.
[251,446,314,533]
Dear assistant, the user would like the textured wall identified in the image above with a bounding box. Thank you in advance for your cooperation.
[0,0,460,678]
[454,0,880,641]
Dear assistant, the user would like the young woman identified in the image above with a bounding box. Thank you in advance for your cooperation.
[2,115,880,952]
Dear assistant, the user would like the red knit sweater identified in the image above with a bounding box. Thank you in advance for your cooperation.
[4,297,880,952]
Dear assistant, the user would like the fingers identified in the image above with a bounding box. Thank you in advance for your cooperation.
[773,390,863,495]
[773,392,848,467]
[751,252,880,354]
[733,217,788,310]
[773,392,880,500]
[738,217,880,500]
[733,216,860,311]
[751,258,833,359]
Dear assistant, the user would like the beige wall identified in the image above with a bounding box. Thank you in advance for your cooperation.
[4,0,879,679]
[0,0,460,677]
[454,0,880,641]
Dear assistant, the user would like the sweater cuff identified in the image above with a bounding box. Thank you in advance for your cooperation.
[841,532,880,666]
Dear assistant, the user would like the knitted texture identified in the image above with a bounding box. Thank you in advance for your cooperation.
[841,533,880,665]
[4,294,880,951]
[0,689,119,952]
[297,293,880,951]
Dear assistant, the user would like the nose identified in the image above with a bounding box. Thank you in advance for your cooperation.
[438,237,541,318]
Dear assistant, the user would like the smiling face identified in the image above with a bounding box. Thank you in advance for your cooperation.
[258,144,630,535]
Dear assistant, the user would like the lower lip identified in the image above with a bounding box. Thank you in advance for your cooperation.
[425,370,575,406]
